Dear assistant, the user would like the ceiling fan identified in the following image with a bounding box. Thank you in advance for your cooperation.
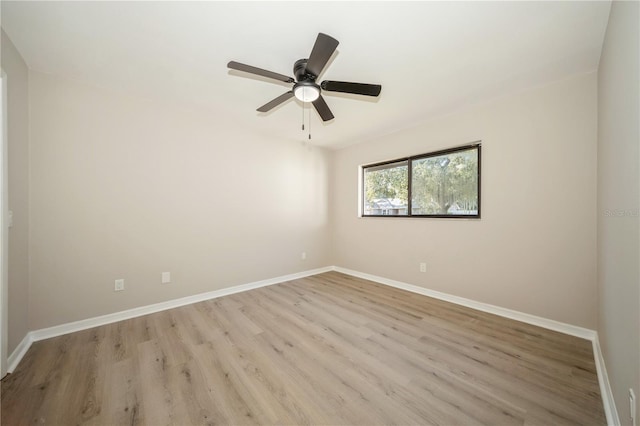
[227,33,382,122]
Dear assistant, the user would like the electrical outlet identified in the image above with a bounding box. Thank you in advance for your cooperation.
[419,262,426,273]
[630,388,637,426]
[114,279,124,292]
[301,252,307,260]
[162,272,171,284]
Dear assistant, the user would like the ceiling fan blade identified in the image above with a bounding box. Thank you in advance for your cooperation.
[305,33,339,78]
[312,95,334,121]
[257,91,294,112]
[321,81,382,97]
[228,61,294,83]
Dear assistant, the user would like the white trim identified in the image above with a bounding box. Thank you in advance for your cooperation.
[7,333,31,374]
[593,335,620,426]
[0,69,8,378]
[30,266,332,342]
[333,266,618,425]
[7,266,332,371]
[334,266,596,340]
[6,264,618,425]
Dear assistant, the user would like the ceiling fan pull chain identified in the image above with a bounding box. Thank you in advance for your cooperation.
[308,105,312,140]
[302,102,305,131]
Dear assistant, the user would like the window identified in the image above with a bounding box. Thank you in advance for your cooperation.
[362,143,481,218]
[362,160,408,216]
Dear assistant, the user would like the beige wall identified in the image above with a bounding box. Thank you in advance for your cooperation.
[28,71,331,329]
[1,31,30,354]
[597,1,640,423]
[331,72,598,328]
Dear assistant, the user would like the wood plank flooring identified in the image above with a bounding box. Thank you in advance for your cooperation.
[1,272,605,425]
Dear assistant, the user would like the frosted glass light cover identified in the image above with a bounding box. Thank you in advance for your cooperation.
[294,85,320,102]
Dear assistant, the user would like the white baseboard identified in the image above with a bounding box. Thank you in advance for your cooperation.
[333,266,618,425]
[6,264,618,426]
[592,335,620,426]
[7,333,32,373]
[7,266,332,372]
[333,266,597,340]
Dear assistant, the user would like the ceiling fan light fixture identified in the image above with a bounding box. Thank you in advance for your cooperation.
[228,33,382,122]
[293,82,320,102]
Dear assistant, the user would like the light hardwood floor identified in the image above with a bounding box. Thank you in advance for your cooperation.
[1,272,605,425]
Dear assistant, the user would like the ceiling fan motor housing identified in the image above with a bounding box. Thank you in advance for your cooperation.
[294,58,316,82]
[293,58,321,102]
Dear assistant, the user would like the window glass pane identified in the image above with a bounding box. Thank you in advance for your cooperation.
[363,160,408,216]
[411,148,478,216]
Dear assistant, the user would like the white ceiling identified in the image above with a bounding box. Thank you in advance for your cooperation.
[2,1,611,149]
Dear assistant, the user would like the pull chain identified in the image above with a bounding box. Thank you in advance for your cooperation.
[300,102,311,141]
[308,104,311,140]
